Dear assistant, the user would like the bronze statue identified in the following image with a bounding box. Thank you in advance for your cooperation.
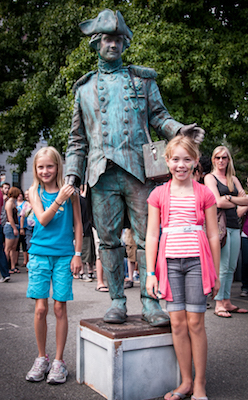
[65,9,204,325]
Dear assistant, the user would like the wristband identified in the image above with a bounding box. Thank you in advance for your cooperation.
[55,199,61,206]
[75,252,82,257]
[146,271,155,276]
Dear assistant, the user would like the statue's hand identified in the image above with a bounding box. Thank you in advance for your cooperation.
[179,123,205,144]
[64,175,81,194]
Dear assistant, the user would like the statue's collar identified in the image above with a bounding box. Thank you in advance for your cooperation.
[98,57,123,74]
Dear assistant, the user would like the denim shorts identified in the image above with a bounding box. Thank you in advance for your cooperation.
[27,254,73,302]
[166,257,207,313]
[3,223,19,239]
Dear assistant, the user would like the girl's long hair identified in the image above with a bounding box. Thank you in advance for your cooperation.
[32,147,64,195]
[211,146,235,192]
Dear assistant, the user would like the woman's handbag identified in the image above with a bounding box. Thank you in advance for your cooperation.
[217,210,227,248]
[129,70,169,182]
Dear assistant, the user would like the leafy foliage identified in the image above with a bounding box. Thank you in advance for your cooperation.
[1,0,248,181]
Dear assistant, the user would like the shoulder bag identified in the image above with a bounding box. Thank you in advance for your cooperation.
[128,70,170,183]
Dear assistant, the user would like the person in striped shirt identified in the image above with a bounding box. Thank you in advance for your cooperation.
[146,135,220,400]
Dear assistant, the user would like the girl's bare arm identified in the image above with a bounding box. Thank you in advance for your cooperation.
[29,184,75,226]
[5,200,19,236]
[205,204,220,298]
[145,204,160,299]
[70,194,83,275]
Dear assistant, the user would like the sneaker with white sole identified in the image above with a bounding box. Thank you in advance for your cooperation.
[0,276,10,283]
[26,355,51,382]
[46,359,68,384]
[79,273,93,282]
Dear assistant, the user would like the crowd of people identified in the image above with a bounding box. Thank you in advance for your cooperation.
[0,182,36,280]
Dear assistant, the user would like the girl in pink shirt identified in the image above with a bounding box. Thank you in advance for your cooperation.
[146,136,220,400]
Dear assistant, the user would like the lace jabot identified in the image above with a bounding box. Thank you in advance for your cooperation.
[98,57,123,74]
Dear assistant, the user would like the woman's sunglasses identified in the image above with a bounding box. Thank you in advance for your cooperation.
[215,156,228,160]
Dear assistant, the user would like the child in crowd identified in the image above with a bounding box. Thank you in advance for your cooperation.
[26,146,82,384]
[20,189,35,254]
[146,136,220,400]
[73,185,96,281]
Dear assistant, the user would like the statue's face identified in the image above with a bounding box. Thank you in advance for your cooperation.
[99,34,124,61]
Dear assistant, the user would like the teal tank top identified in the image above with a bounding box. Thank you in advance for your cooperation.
[29,187,74,256]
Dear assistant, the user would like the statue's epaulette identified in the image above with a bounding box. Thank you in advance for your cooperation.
[72,71,97,94]
[128,65,157,79]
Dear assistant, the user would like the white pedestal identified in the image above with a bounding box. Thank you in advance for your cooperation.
[76,315,180,400]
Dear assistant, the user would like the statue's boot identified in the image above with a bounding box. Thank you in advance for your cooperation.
[137,249,170,327]
[100,247,127,324]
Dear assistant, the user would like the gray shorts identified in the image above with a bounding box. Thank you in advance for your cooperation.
[166,257,207,313]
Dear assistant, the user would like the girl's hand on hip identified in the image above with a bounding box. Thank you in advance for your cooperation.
[146,276,159,299]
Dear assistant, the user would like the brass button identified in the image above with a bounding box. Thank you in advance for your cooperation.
[133,104,138,109]
[99,77,104,81]
[124,95,128,100]
[101,108,106,113]
[123,130,129,135]
[102,120,107,125]
[102,131,108,136]
[100,96,105,101]
[124,85,128,89]
[124,119,129,124]
[124,74,128,78]
[124,107,129,112]
[99,86,104,90]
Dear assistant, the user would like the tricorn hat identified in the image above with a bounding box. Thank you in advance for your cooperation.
[79,9,133,40]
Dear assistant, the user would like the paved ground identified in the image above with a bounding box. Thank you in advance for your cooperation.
[0,265,247,400]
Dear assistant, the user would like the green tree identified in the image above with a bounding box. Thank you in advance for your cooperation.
[0,0,93,171]
[1,0,248,178]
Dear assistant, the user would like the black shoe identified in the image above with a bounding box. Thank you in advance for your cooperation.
[103,307,127,324]
[124,280,133,289]
[142,310,170,327]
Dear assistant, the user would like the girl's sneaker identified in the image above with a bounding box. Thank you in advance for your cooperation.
[26,355,51,382]
[46,359,68,384]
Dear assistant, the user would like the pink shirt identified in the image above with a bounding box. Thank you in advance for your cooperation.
[166,195,200,258]
[147,180,217,301]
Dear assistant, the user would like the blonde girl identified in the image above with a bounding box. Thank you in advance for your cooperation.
[205,146,248,317]
[146,136,220,400]
[26,147,82,385]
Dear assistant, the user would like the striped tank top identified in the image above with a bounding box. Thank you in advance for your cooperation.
[165,195,200,258]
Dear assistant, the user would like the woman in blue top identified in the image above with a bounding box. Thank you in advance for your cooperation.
[26,147,82,385]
